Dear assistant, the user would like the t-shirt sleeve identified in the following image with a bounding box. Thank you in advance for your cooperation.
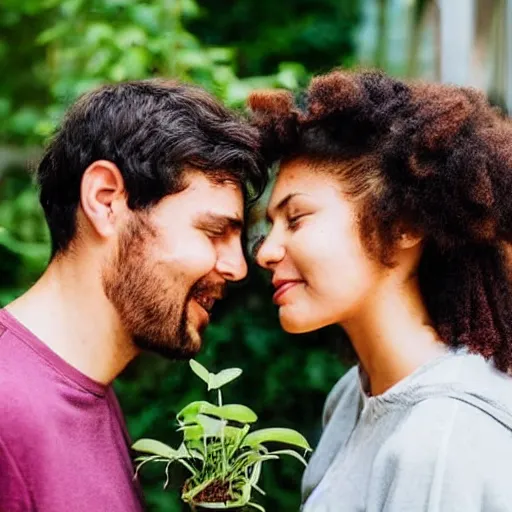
[0,435,31,512]
[366,398,512,512]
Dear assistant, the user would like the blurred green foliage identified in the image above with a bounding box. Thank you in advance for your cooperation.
[188,0,361,76]
[0,1,359,509]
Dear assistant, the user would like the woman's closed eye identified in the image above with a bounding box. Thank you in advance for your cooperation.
[287,213,309,230]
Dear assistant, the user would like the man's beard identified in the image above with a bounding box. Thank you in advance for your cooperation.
[102,215,222,360]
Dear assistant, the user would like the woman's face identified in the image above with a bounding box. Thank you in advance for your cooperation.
[256,158,388,334]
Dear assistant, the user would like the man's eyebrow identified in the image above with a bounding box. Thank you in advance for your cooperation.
[195,212,244,231]
[266,193,304,223]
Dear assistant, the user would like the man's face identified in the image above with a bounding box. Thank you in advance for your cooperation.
[102,171,247,359]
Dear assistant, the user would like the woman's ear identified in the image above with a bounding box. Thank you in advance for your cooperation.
[397,229,423,250]
[80,160,127,240]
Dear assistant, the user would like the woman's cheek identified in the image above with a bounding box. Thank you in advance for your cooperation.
[294,223,337,271]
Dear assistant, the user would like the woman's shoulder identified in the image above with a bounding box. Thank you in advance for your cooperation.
[367,395,512,510]
[322,365,360,427]
[377,389,512,473]
[370,353,512,474]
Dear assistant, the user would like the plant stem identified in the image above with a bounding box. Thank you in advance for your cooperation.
[217,389,227,475]
[221,422,227,476]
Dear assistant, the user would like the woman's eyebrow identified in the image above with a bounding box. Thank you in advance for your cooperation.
[266,193,305,223]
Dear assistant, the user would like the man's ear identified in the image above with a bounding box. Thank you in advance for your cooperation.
[80,160,127,240]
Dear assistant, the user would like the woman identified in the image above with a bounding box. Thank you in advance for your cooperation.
[249,71,512,511]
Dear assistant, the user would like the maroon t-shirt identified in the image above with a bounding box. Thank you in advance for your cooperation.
[0,309,145,511]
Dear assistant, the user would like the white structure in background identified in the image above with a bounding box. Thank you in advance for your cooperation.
[438,0,475,85]
[438,0,509,110]
[358,0,510,112]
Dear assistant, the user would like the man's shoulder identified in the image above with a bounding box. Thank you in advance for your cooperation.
[0,330,52,437]
[0,371,46,435]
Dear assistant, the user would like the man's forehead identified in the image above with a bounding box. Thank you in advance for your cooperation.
[186,171,242,196]
[183,169,242,191]
[153,172,245,223]
[195,208,244,225]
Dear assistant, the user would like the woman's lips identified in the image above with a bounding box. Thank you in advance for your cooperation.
[273,281,302,304]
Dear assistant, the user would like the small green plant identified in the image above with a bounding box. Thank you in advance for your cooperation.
[132,360,311,511]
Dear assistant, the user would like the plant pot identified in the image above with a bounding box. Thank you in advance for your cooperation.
[190,506,249,512]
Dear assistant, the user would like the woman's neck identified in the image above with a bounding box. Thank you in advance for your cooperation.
[342,273,448,396]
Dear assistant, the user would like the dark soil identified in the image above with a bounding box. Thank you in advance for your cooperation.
[184,479,233,503]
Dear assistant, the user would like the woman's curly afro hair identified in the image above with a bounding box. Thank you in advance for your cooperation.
[248,70,512,372]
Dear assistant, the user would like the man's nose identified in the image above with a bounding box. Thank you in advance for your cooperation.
[215,242,248,282]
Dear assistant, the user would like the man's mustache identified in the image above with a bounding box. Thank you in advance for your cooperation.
[190,279,227,301]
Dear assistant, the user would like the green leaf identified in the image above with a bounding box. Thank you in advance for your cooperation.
[177,400,213,424]
[181,0,201,18]
[209,368,242,390]
[226,424,251,459]
[190,502,240,509]
[129,4,159,32]
[0,227,49,261]
[247,501,266,512]
[195,413,226,436]
[179,401,257,424]
[206,47,234,64]
[268,449,309,466]
[84,22,115,46]
[201,403,258,423]
[180,416,243,442]
[189,359,210,385]
[234,451,279,467]
[177,49,211,69]
[248,460,263,488]
[115,26,148,48]
[180,424,204,442]
[36,22,68,45]
[241,428,311,451]
[131,439,184,459]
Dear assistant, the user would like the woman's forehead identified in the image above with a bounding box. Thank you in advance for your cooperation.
[273,159,340,194]
[266,163,342,217]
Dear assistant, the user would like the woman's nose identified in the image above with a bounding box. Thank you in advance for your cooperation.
[255,231,285,270]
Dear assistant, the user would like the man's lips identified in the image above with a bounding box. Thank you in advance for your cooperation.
[272,280,303,304]
[190,299,210,329]
[188,282,225,330]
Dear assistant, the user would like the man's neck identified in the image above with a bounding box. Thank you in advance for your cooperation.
[6,256,138,385]
[343,274,448,396]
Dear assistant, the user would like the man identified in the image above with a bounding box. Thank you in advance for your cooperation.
[0,80,266,511]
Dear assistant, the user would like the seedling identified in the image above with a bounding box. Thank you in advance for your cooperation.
[132,360,311,511]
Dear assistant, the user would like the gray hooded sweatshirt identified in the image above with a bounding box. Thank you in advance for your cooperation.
[301,348,512,512]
